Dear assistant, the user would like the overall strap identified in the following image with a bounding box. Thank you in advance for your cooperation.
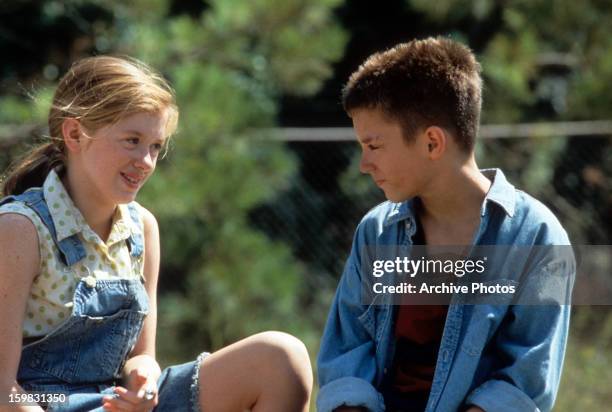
[126,203,144,259]
[1,190,145,264]
[0,189,87,266]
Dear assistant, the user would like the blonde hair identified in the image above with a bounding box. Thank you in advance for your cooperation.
[2,55,178,196]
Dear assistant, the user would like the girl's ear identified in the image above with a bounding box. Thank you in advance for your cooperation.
[62,118,83,153]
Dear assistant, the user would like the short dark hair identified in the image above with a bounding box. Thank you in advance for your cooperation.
[342,37,482,152]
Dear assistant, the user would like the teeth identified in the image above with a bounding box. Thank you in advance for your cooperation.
[122,173,139,185]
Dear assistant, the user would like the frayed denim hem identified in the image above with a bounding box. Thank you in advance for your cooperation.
[190,352,210,412]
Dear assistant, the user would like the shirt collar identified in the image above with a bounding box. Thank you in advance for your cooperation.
[383,198,417,228]
[43,169,87,242]
[107,204,140,247]
[383,168,516,227]
[479,168,516,217]
[43,169,142,245]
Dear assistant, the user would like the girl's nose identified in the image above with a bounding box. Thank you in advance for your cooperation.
[134,149,155,171]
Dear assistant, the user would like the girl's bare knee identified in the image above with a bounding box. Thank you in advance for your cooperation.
[252,331,313,398]
[196,331,312,411]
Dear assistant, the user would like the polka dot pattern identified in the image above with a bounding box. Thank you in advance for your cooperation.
[0,169,145,338]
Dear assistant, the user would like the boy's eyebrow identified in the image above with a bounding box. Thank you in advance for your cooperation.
[357,135,381,144]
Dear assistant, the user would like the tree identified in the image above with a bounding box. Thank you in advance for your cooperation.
[0,0,348,362]
[118,0,348,360]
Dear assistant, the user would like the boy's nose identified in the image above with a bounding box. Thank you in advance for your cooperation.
[359,153,374,174]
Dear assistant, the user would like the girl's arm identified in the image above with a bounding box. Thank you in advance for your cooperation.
[125,206,161,370]
[105,207,162,412]
[0,213,43,412]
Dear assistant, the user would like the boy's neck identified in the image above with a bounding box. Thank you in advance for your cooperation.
[417,158,491,229]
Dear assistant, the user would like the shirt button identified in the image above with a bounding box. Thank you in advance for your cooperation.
[84,276,97,288]
[405,221,412,229]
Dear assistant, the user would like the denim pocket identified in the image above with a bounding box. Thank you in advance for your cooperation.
[22,308,146,384]
[76,308,147,381]
[357,304,378,341]
[20,317,82,383]
[357,291,386,342]
[460,304,507,357]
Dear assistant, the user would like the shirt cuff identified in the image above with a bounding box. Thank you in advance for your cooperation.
[317,376,385,412]
[465,379,541,412]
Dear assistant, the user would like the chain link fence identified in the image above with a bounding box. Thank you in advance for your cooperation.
[252,125,612,286]
[2,123,611,284]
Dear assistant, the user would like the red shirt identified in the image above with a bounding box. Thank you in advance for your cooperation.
[390,210,448,394]
[391,304,448,393]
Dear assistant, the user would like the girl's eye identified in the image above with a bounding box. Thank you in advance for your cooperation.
[151,143,163,152]
[368,145,380,151]
[127,137,139,145]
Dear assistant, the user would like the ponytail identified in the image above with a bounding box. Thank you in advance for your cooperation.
[2,55,177,197]
[2,140,65,197]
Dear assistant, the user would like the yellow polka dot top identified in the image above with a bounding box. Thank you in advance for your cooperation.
[0,169,145,338]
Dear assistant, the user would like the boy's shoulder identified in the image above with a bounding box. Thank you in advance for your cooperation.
[352,200,407,244]
[513,189,559,222]
[361,200,399,224]
[353,186,570,246]
[351,168,570,246]
[506,188,570,245]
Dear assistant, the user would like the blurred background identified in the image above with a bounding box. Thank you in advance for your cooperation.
[1,0,611,409]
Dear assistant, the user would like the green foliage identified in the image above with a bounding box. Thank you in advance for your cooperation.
[0,0,346,365]
[556,307,612,411]
[109,0,349,359]
[408,0,612,123]
[2,1,610,409]
[0,87,54,124]
[479,31,538,122]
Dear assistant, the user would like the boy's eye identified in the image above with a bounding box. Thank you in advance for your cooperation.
[127,137,139,145]
[368,144,380,151]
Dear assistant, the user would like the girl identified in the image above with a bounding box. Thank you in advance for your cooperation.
[0,56,312,412]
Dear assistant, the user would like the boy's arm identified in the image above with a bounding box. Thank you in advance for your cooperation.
[317,226,386,412]
[465,254,574,412]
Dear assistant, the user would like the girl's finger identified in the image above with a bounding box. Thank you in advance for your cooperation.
[131,368,149,383]
[113,386,142,404]
[103,395,136,412]
[106,387,157,411]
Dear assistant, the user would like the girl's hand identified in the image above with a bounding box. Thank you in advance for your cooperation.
[102,368,158,412]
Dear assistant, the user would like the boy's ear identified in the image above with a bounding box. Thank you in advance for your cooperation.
[424,126,447,160]
[61,118,83,153]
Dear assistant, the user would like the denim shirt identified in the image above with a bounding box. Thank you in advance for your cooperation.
[317,169,572,412]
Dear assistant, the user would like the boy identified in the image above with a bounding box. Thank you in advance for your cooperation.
[317,37,572,412]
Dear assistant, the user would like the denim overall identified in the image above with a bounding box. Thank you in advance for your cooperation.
[2,189,205,412]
